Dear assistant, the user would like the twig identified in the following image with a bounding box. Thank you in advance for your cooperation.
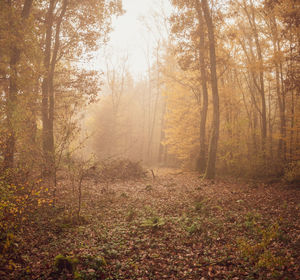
[150,169,155,180]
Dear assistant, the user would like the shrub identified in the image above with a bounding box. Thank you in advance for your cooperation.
[53,254,79,276]
[0,168,52,274]
[237,222,287,274]
[0,232,18,271]
[283,161,300,184]
[0,169,52,232]
[98,159,147,181]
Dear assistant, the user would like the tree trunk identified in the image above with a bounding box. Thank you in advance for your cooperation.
[42,0,55,176]
[3,0,33,169]
[201,0,220,179]
[42,0,67,176]
[271,16,286,161]
[244,0,267,155]
[158,100,166,164]
[195,0,208,173]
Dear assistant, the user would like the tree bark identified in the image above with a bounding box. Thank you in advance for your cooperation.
[270,16,286,161]
[195,0,208,173]
[244,0,267,155]
[42,0,55,176]
[42,0,67,176]
[3,0,33,170]
[201,0,220,179]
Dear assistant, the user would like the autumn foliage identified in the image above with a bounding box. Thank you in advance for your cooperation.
[164,0,300,179]
[0,0,299,279]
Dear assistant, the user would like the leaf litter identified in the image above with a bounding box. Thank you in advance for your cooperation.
[5,169,300,279]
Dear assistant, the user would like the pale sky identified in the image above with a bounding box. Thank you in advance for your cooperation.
[90,0,172,76]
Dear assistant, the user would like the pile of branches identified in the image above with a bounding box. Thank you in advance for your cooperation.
[89,159,147,182]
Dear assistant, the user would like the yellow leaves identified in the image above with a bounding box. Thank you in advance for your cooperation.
[0,175,53,235]
[25,266,31,273]
[7,259,16,270]
[37,198,51,207]
[2,233,14,254]
[163,75,201,163]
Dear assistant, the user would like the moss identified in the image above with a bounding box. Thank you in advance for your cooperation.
[54,254,78,274]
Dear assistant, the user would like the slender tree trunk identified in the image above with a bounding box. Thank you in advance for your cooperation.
[49,0,68,161]
[244,0,267,155]
[42,0,67,177]
[268,80,273,159]
[275,25,286,162]
[195,1,208,173]
[42,0,55,176]
[3,0,33,169]
[289,89,295,160]
[275,61,285,160]
[158,100,166,164]
[148,44,161,164]
[4,50,18,170]
[201,0,220,179]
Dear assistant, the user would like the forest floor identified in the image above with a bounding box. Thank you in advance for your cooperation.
[6,169,300,280]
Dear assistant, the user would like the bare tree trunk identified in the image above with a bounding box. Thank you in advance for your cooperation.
[244,0,267,155]
[42,0,67,178]
[268,80,273,159]
[271,17,286,162]
[195,1,208,173]
[148,43,161,164]
[289,89,295,160]
[201,0,220,179]
[42,0,55,176]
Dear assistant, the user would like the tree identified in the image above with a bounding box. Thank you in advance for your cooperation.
[38,0,123,176]
[2,0,33,170]
[169,0,209,172]
[200,0,220,179]
[195,0,209,173]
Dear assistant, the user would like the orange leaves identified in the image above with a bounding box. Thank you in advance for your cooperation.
[162,69,201,165]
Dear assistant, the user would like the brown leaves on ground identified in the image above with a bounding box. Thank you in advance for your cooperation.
[5,169,300,279]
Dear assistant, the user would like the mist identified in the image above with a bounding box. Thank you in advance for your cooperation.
[1,0,299,279]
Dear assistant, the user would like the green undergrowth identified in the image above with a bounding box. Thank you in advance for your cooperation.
[51,254,107,280]
[237,221,290,278]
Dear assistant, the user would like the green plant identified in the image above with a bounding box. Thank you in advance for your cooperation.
[126,209,136,222]
[186,222,203,235]
[145,184,152,191]
[257,250,285,270]
[78,255,107,280]
[244,211,261,231]
[141,216,165,229]
[120,192,129,198]
[54,254,79,275]
[82,255,107,268]
[237,222,287,274]
[194,199,208,212]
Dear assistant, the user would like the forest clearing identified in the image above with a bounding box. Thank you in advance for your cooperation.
[1,167,300,279]
[1,0,299,279]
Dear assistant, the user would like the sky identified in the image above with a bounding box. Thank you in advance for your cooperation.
[90,0,172,76]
